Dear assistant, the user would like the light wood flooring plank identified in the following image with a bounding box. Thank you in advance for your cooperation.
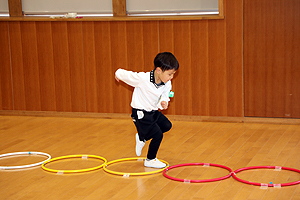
[0,116,300,199]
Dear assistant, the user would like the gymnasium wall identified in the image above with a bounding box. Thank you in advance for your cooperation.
[0,0,299,118]
[0,0,243,117]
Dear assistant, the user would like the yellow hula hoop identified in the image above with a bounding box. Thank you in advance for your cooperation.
[41,154,107,174]
[103,157,169,176]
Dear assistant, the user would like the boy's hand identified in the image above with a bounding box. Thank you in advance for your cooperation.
[161,101,168,110]
[115,75,119,82]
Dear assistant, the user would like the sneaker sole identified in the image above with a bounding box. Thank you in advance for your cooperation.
[144,164,166,169]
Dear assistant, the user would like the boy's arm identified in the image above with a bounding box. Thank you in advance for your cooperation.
[157,84,172,110]
[115,75,120,82]
[115,69,139,87]
[160,101,168,110]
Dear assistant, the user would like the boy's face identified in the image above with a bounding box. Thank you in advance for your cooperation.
[156,68,177,83]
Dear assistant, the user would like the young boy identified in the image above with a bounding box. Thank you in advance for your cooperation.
[115,52,179,168]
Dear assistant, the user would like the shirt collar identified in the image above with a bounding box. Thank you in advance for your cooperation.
[150,70,165,88]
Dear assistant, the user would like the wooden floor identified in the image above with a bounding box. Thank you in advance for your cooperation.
[0,115,300,200]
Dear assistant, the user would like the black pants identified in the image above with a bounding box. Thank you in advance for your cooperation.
[131,108,172,159]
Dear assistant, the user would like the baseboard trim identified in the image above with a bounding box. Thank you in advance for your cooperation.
[0,110,299,125]
[0,110,131,119]
[167,115,300,125]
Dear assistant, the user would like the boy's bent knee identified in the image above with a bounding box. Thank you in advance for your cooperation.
[163,121,172,133]
[154,130,163,140]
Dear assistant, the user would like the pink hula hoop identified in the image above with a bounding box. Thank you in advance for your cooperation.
[232,166,300,187]
[163,163,233,183]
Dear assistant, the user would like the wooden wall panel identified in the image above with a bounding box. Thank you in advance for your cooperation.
[82,22,98,113]
[190,20,209,116]
[20,22,41,111]
[244,0,300,118]
[51,22,72,112]
[244,0,266,117]
[225,0,243,117]
[126,21,144,71]
[289,1,300,118]
[9,22,26,110]
[67,22,86,112]
[0,22,13,110]
[173,21,192,116]
[36,22,56,111]
[94,22,114,113]
[208,20,227,116]
[158,21,175,53]
[110,22,131,113]
[142,21,159,71]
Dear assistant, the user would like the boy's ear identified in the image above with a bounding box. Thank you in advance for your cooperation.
[156,67,162,74]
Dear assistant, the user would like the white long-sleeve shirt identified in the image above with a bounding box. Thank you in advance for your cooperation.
[115,69,172,111]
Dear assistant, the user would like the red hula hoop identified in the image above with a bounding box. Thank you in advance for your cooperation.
[163,163,233,183]
[232,166,300,187]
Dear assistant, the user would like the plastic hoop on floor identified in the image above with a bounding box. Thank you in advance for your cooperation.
[103,157,169,176]
[42,154,107,174]
[163,163,233,183]
[0,151,51,170]
[232,166,300,187]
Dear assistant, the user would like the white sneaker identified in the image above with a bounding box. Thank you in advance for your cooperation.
[135,133,145,156]
[144,158,167,168]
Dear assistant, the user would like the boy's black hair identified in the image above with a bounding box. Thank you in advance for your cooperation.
[154,52,179,71]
